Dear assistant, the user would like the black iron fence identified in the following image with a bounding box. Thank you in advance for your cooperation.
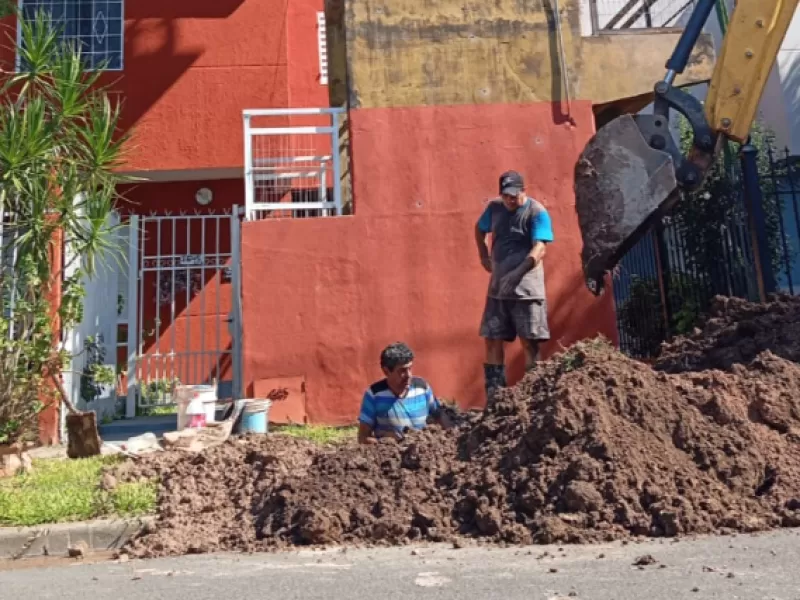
[612,137,798,358]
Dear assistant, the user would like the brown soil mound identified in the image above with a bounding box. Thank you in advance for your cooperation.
[119,302,800,557]
[456,342,800,544]
[655,294,800,373]
[259,427,465,547]
[118,436,319,557]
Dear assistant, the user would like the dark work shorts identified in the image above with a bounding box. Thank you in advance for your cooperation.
[479,297,551,342]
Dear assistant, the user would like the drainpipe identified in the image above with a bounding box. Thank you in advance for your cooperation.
[551,0,572,119]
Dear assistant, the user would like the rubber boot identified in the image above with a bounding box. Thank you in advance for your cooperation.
[483,363,506,407]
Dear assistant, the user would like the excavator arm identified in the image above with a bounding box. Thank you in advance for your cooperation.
[575,0,799,296]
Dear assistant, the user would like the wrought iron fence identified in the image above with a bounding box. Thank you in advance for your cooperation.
[611,137,794,359]
[764,146,800,294]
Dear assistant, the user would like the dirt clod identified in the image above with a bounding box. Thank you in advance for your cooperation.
[119,296,800,558]
[633,555,657,566]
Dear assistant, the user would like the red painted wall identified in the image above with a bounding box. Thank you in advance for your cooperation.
[0,0,330,174]
[241,101,618,424]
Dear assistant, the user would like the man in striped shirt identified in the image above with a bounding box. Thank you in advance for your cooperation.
[358,342,446,444]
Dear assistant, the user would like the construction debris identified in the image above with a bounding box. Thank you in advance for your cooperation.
[117,295,800,558]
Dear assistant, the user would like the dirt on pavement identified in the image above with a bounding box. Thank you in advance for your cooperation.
[118,296,800,558]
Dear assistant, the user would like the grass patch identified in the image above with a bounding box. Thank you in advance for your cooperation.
[273,424,357,445]
[136,404,178,417]
[0,456,156,527]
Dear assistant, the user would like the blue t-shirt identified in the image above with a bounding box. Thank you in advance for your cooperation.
[476,198,554,300]
[358,377,440,438]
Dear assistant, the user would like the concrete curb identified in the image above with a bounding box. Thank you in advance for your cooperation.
[0,516,154,559]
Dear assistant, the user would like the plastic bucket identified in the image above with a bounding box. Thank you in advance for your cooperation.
[240,399,272,434]
[176,384,217,430]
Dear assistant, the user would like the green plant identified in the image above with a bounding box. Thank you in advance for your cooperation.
[617,273,704,358]
[676,116,785,284]
[78,335,116,404]
[140,377,180,404]
[0,8,130,444]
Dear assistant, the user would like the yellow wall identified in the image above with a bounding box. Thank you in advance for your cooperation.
[336,0,714,109]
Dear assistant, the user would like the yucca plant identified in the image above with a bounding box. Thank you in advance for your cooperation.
[0,6,130,446]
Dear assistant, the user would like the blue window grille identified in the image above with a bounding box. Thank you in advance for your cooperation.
[18,0,124,71]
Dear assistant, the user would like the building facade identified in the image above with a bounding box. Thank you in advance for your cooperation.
[4,0,715,439]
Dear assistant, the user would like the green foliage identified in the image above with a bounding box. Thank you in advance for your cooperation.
[676,116,785,280]
[0,8,130,444]
[79,335,116,404]
[617,273,704,358]
[0,455,156,526]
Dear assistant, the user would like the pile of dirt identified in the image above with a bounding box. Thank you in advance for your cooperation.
[118,297,800,557]
[655,294,800,373]
[259,426,466,547]
[117,435,319,557]
[454,341,800,544]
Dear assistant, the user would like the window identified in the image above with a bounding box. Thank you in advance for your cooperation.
[19,0,124,70]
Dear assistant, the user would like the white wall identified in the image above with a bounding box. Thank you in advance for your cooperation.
[62,212,122,425]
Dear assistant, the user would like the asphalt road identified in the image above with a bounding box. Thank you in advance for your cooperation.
[2,529,800,600]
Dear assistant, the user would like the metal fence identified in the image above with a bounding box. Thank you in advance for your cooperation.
[765,146,800,294]
[588,0,696,32]
[123,209,243,418]
[612,138,794,358]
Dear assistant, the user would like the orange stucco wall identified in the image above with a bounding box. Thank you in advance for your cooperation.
[0,0,329,174]
[241,101,618,424]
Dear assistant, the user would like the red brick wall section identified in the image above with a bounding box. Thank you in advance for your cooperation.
[241,101,618,425]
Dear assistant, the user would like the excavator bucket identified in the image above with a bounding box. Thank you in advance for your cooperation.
[574,114,681,296]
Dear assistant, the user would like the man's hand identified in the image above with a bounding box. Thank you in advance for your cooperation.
[480,255,492,273]
[498,270,521,296]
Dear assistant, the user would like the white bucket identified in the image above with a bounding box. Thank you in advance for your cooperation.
[176,384,218,430]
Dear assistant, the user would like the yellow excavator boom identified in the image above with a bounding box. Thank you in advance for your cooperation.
[574,0,799,296]
[706,0,799,143]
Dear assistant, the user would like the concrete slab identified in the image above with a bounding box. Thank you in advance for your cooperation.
[0,518,153,559]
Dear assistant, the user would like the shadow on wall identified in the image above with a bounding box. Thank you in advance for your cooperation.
[113,0,259,135]
[125,1,245,19]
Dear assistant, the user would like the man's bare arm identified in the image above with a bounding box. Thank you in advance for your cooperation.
[516,241,547,275]
[475,224,492,272]
[358,422,377,445]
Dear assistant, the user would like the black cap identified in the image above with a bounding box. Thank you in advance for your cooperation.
[499,170,524,196]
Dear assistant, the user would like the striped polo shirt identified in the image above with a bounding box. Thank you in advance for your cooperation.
[358,377,441,437]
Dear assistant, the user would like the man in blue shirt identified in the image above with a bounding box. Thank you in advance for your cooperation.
[474,170,554,405]
[358,342,446,444]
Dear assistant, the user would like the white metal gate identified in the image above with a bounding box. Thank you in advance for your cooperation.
[124,208,243,418]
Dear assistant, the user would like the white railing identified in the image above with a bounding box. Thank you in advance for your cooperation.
[243,107,345,221]
[588,0,696,32]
